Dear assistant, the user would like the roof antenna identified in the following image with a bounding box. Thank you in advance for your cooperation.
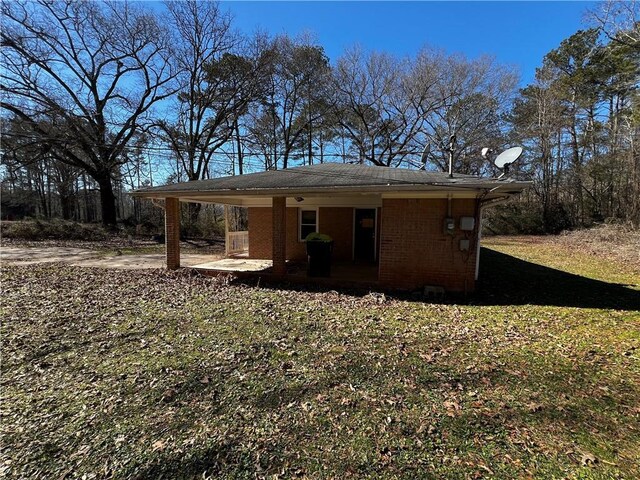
[483,146,523,179]
[447,135,456,178]
[420,143,431,170]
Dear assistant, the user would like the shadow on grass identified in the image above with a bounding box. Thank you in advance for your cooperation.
[477,247,640,310]
[123,345,639,478]
[127,442,259,480]
[228,247,640,310]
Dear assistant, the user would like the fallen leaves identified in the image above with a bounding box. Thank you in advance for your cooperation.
[580,451,598,466]
[1,253,639,479]
[151,440,165,452]
[443,400,462,417]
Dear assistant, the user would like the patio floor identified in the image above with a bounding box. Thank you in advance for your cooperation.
[192,257,272,272]
[191,257,379,286]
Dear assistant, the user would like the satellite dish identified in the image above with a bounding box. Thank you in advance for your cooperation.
[494,146,523,169]
[481,147,493,158]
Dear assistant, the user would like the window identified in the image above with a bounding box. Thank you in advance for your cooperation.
[299,209,317,241]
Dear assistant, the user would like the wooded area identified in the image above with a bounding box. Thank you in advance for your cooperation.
[1,0,638,232]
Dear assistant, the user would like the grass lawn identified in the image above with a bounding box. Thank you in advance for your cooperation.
[1,235,639,479]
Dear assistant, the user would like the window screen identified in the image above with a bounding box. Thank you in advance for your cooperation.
[300,209,317,241]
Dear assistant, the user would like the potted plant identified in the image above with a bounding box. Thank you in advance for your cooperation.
[305,232,333,277]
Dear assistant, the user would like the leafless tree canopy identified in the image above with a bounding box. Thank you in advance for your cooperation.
[588,0,640,48]
[1,1,639,230]
[1,0,176,224]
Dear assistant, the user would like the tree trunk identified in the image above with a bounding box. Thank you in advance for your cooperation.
[60,194,74,220]
[308,123,313,165]
[569,122,583,225]
[58,177,75,220]
[96,173,118,227]
[45,160,52,218]
[188,202,201,228]
[234,119,244,175]
[82,173,91,222]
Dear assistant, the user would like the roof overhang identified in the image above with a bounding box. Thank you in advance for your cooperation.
[132,181,531,205]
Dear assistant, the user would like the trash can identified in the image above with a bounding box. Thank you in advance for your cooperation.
[305,233,333,277]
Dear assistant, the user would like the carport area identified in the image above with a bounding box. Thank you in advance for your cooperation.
[192,257,271,272]
[191,256,379,288]
[132,163,530,292]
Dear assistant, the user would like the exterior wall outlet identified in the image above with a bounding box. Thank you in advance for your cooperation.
[459,239,470,251]
[460,216,475,231]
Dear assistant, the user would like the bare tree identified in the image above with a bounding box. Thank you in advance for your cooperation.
[158,0,233,225]
[1,0,176,225]
[588,0,640,48]
[510,65,569,231]
[333,47,441,167]
[158,1,234,183]
[1,115,84,220]
[421,54,518,175]
[588,0,640,224]
[248,34,332,170]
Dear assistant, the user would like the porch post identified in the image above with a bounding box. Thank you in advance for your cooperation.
[272,196,287,276]
[224,204,230,256]
[475,205,482,281]
[165,197,180,269]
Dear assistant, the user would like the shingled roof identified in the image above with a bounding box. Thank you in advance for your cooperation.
[132,163,529,198]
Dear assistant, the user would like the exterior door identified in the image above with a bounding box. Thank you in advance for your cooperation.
[354,208,376,262]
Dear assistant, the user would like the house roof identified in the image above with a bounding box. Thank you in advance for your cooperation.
[132,163,530,200]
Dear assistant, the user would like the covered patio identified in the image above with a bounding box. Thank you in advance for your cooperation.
[191,256,380,287]
[161,190,382,286]
[133,163,530,292]
[162,195,326,278]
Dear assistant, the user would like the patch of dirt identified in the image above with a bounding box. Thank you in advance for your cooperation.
[1,235,225,254]
[0,246,221,269]
[1,246,98,264]
[482,235,549,245]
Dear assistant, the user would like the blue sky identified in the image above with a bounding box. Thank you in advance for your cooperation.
[220,1,596,86]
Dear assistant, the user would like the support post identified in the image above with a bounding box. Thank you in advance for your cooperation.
[165,197,180,269]
[224,204,230,256]
[272,196,287,276]
[475,206,482,281]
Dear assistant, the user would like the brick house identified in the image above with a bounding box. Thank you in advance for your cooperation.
[133,163,528,292]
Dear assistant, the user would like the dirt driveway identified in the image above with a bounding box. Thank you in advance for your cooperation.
[0,246,219,269]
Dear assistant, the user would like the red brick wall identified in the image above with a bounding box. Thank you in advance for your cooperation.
[247,207,306,262]
[248,207,272,259]
[249,206,359,262]
[272,197,287,275]
[376,207,381,261]
[286,208,306,261]
[319,207,353,261]
[378,198,479,292]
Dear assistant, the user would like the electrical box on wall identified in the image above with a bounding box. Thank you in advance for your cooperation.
[460,216,475,231]
[459,239,470,251]
[444,217,455,234]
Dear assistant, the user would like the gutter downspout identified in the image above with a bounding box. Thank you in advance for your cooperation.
[475,185,503,281]
[475,207,482,281]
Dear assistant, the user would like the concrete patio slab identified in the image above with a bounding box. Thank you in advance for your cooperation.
[192,258,273,272]
[1,247,97,264]
[0,246,220,269]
